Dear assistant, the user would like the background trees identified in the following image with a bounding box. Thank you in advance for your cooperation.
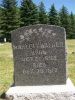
[0,0,19,41]
[69,12,75,38]
[0,0,75,41]
[0,7,2,33]
[38,2,48,24]
[49,4,59,25]
[20,0,38,26]
[59,6,71,38]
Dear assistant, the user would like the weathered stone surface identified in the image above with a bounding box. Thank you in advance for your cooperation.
[11,24,66,86]
[6,79,75,100]
[6,93,75,100]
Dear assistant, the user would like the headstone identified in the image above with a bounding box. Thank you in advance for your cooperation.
[11,24,66,86]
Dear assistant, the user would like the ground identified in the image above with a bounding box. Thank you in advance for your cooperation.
[0,39,75,99]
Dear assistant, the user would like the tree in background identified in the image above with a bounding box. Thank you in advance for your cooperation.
[38,1,48,24]
[0,7,4,42]
[49,4,59,25]
[0,0,75,40]
[1,0,19,41]
[59,6,70,38]
[69,12,75,38]
[0,7,2,33]
[20,0,38,26]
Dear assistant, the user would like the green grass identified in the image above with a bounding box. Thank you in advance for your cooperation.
[0,43,14,96]
[0,40,75,97]
[66,40,75,84]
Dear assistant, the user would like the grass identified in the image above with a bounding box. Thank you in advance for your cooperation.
[66,40,75,84]
[0,39,75,98]
[0,43,14,97]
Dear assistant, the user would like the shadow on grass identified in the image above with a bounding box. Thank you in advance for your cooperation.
[0,83,15,100]
[0,92,6,99]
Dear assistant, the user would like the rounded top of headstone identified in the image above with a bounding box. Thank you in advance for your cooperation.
[11,24,66,34]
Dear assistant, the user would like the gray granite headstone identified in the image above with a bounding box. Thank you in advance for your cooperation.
[11,24,66,86]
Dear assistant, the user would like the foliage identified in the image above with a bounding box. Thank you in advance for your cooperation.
[0,0,19,41]
[59,6,71,38]
[49,4,59,25]
[0,1,75,39]
[69,12,75,38]
[0,8,2,34]
[20,0,39,26]
[38,2,48,24]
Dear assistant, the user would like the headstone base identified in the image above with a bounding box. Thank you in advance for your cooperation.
[6,78,75,100]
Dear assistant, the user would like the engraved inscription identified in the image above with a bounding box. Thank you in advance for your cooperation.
[33,63,46,68]
[23,68,58,74]
[18,27,60,43]
[15,55,57,62]
[13,42,64,50]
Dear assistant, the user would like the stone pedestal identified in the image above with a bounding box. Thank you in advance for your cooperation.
[6,79,75,100]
